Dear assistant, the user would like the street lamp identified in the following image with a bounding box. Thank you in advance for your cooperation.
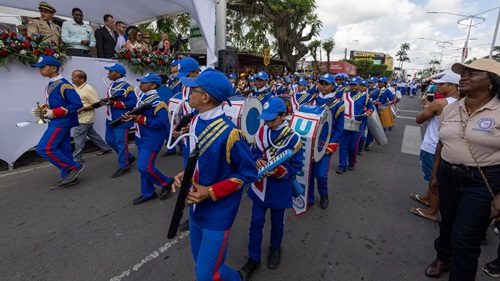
[417,38,453,67]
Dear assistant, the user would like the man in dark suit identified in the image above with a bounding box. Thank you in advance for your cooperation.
[95,14,118,58]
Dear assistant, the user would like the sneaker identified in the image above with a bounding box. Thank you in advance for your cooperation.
[179,219,190,232]
[96,149,112,155]
[267,248,281,269]
[111,168,130,178]
[50,177,80,190]
[60,165,85,185]
[482,261,500,278]
[320,196,329,209]
[335,169,346,175]
[348,166,355,171]
[159,183,172,200]
[241,259,260,280]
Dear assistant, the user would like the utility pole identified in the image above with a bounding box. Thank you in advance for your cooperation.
[490,7,500,59]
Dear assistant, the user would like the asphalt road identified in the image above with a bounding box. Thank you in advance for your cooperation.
[0,96,497,281]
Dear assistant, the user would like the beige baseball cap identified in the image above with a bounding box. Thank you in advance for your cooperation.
[451,58,500,76]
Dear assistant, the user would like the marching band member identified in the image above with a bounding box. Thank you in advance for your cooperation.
[357,80,370,155]
[241,97,304,279]
[31,56,84,189]
[271,75,287,97]
[364,77,381,150]
[306,74,318,95]
[334,73,349,98]
[308,73,344,209]
[228,73,238,96]
[102,63,137,178]
[173,69,258,281]
[337,77,374,174]
[250,71,274,105]
[166,59,181,93]
[120,73,174,205]
[290,78,312,113]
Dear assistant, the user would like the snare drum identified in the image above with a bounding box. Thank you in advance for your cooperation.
[167,92,183,124]
[344,118,361,131]
[379,106,395,128]
[223,97,263,143]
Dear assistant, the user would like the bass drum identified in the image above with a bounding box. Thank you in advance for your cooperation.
[291,104,332,162]
[379,105,395,128]
[223,97,263,143]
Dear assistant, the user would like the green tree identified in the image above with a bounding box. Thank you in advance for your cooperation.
[322,38,335,73]
[396,42,410,70]
[308,39,321,71]
[138,13,190,52]
[345,59,373,77]
[228,0,322,71]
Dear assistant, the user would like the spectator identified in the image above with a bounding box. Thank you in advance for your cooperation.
[27,1,60,45]
[70,70,113,163]
[140,32,152,51]
[17,25,28,37]
[125,29,147,51]
[424,59,500,280]
[114,21,126,52]
[157,38,171,53]
[61,8,95,57]
[95,14,118,58]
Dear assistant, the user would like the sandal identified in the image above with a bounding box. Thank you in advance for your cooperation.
[409,193,430,207]
[410,207,439,222]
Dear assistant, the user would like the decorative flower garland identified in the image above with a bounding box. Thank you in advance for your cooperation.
[114,48,174,74]
[0,31,67,69]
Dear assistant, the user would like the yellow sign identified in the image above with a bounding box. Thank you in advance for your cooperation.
[263,48,271,66]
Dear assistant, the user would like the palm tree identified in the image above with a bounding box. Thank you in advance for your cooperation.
[322,38,335,73]
[308,39,322,72]
[396,42,411,70]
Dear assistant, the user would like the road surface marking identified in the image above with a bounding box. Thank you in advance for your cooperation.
[401,125,421,156]
[109,231,189,281]
[399,109,420,113]
[398,116,416,120]
[0,163,52,179]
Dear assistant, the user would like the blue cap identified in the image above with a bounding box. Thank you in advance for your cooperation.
[390,81,397,86]
[361,80,369,87]
[170,59,178,67]
[319,73,335,84]
[368,77,378,83]
[249,76,256,82]
[31,55,61,68]
[181,69,232,105]
[298,78,307,86]
[378,77,389,83]
[349,77,361,85]
[136,72,162,85]
[260,97,287,121]
[255,71,269,81]
[275,75,282,80]
[307,74,315,80]
[228,73,237,79]
[176,57,200,78]
[104,63,126,76]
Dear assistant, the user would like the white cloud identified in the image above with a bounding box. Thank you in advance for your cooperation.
[314,0,498,74]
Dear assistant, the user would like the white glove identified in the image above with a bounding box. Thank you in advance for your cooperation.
[43,109,55,119]
[31,107,40,117]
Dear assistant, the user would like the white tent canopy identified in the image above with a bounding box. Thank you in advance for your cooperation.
[0,0,217,65]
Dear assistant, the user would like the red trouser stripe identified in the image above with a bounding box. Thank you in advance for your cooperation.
[212,230,230,281]
[147,151,167,186]
[46,127,73,170]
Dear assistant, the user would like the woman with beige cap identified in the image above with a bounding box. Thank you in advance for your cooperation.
[424,58,500,280]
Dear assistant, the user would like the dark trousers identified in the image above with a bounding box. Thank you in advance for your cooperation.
[434,160,500,281]
[68,48,91,57]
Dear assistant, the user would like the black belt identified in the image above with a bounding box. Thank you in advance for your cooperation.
[441,160,500,172]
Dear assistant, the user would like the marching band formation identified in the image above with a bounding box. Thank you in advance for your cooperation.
[30,55,410,280]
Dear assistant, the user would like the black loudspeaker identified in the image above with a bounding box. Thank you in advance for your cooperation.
[218,49,238,74]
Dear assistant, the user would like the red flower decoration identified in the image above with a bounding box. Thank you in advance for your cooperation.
[124,53,131,60]
[1,32,8,40]
[44,48,53,56]
[0,49,9,57]
[9,31,17,38]
[33,49,41,56]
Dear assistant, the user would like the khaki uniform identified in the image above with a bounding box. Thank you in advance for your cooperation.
[439,97,500,166]
[27,18,60,45]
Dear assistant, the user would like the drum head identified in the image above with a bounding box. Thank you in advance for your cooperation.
[240,97,263,143]
[168,92,183,124]
[313,109,332,162]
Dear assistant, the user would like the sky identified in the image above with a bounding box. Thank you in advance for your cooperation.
[314,0,499,74]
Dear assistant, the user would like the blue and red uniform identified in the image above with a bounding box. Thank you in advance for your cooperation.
[339,90,374,171]
[308,93,344,204]
[133,90,173,198]
[36,75,83,179]
[184,106,258,281]
[250,86,274,105]
[248,123,303,263]
[105,79,137,169]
